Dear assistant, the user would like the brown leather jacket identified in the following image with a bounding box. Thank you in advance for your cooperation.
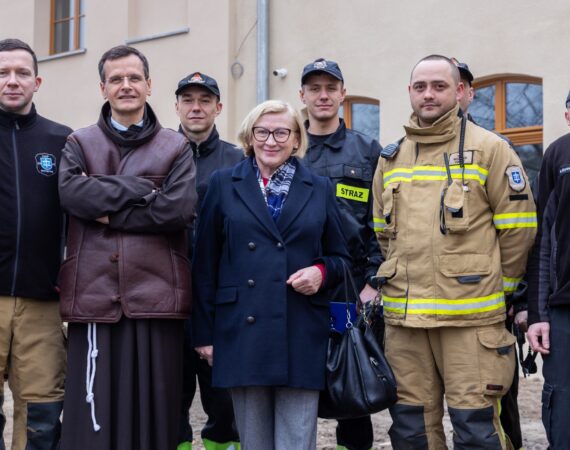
[58,104,196,323]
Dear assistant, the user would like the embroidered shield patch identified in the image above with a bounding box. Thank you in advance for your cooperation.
[35,153,57,176]
[505,166,525,192]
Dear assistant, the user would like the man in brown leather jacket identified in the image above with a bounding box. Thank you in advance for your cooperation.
[57,45,197,450]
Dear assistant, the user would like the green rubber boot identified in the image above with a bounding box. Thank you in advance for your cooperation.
[203,438,241,450]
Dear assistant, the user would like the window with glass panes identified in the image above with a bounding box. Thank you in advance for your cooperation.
[339,96,380,142]
[470,75,543,183]
[50,0,85,55]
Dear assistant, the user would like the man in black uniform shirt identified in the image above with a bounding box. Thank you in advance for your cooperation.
[527,90,570,450]
[299,58,383,450]
[175,72,242,450]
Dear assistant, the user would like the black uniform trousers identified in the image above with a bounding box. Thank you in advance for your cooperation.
[541,307,570,449]
[500,317,523,449]
[178,320,239,445]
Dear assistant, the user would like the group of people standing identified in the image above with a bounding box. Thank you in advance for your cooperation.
[0,36,568,450]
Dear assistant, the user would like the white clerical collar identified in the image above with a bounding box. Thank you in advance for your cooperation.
[110,116,144,131]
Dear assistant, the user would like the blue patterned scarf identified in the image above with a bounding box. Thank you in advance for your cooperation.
[253,157,297,222]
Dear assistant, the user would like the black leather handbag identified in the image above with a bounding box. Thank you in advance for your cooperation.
[318,263,398,419]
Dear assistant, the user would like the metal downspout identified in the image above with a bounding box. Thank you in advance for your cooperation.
[257,0,269,103]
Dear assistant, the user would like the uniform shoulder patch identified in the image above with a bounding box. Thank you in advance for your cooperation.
[505,166,526,192]
[381,138,404,160]
[35,153,57,176]
[559,165,570,176]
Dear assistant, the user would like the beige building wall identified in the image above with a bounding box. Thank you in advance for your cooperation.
[1,0,568,147]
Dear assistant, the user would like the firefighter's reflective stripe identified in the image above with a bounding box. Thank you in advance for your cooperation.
[502,276,522,294]
[373,216,386,232]
[383,291,505,315]
[492,212,537,229]
[383,164,489,188]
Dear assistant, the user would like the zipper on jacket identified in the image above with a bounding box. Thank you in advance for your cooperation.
[10,122,22,296]
[194,143,201,205]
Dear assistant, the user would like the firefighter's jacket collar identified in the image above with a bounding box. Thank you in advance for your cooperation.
[404,105,460,145]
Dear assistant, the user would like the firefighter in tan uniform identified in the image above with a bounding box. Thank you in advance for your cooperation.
[372,55,537,449]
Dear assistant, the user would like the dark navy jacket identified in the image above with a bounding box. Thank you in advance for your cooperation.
[192,157,350,389]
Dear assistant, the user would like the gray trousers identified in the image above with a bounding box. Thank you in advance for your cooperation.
[231,386,319,450]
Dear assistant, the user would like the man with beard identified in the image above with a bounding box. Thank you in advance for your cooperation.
[373,55,536,449]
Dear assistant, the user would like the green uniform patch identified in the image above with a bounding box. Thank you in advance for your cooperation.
[336,183,369,202]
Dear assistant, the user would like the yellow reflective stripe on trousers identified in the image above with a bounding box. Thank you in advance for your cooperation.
[383,291,505,315]
[383,164,489,188]
[493,212,537,229]
[373,216,386,232]
[496,398,508,449]
[503,276,522,294]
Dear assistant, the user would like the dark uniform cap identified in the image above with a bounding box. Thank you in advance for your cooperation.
[301,58,344,85]
[566,90,570,108]
[451,57,474,85]
[175,72,220,97]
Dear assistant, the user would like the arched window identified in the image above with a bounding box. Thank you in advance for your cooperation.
[470,75,543,183]
[339,96,380,142]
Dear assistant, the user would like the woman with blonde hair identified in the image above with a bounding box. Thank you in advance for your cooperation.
[192,100,350,449]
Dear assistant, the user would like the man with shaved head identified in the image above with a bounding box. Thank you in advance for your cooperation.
[372,55,536,449]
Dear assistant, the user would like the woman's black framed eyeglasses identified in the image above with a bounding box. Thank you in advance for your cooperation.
[252,127,292,143]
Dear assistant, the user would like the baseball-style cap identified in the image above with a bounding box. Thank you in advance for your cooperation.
[175,72,220,97]
[450,57,474,85]
[301,58,344,85]
[566,90,570,108]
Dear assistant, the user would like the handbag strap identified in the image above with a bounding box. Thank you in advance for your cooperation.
[341,260,363,328]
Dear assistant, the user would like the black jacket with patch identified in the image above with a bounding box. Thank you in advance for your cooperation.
[0,105,72,300]
[303,119,383,290]
[180,125,244,258]
[528,132,570,324]
[184,125,244,207]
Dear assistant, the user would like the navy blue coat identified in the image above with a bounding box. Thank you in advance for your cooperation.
[192,157,350,390]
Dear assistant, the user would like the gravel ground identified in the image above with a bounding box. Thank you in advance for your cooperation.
[187,376,548,449]
[2,375,547,449]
